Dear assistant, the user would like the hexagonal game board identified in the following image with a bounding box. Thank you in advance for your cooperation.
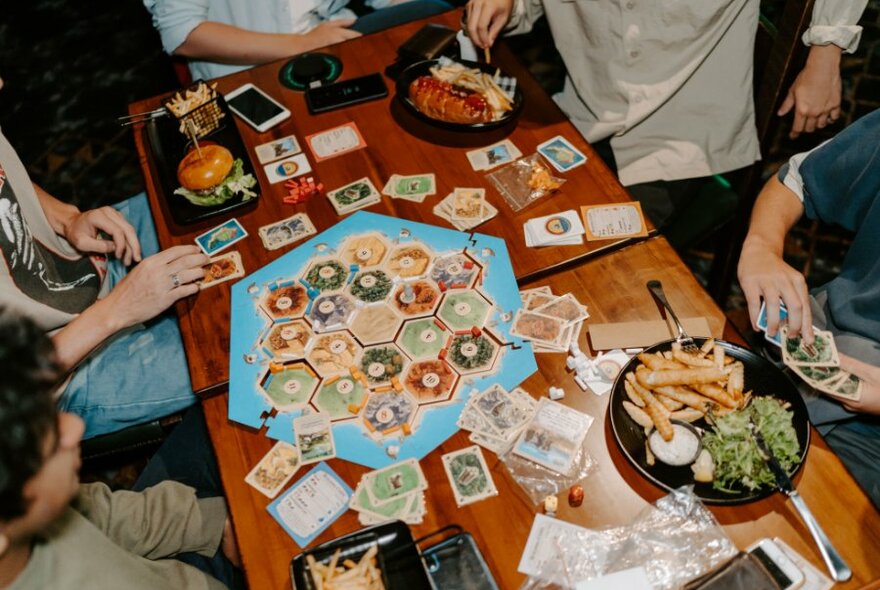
[229,212,537,468]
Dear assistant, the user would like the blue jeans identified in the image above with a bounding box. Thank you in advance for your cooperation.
[58,193,197,439]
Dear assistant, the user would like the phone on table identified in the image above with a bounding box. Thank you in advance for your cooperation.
[747,538,805,590]
[305,73,388,114]
[224,83,291,132]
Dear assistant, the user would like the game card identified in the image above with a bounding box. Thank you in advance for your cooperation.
[537,135,587,172]
[451,188,485,221]
[581,203,649,241]
[757,300,789,346]
[441,445,498,507]
[258,212,316,250]
[466,139,522,171]
[255,134,301,164]
[386,173,436,200]
[327,177,381,215]
[512,398,593,475]
[263,153,312,184]
[244,440,300,498]
[293,413,336,464]
[195,218,248,255]
[524,210,585,247]
[510,309,567,346]
[267,462,352,548]
[306,122,367,161]
[199,250,245,289]
[362,458,427,507]
[533,293,589,325]
[781,325,840,368]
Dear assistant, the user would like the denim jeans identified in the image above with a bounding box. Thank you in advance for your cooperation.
[58,193,197,438]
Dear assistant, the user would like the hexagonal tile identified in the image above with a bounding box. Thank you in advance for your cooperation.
[385,243,433,279]
[349,306,403,346]
[307,332,362,376]
[308,293,356,332]
[396,318,450,360]
[259,284,309,321]
[359,344,409,387]
[390,280,441,317]
[261,319,312,360]
[446,332,501,376]
[258,363,319,411]
[361,391,417,436]
[403,359,458,403]
[303,258,349,292]
[429,253,480,289]
[349,269,393,304]
[340,233,389,268]
[312,375,368,420]
[437,289,493,332]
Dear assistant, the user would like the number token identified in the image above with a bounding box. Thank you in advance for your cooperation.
[283,380,301,394]
[447,263,462,275]
[359,274,377,288]
[399,256,414,268]
[454,301,472,316]
[460,342,479,357]
[329,339,348,354]
[421,373,441,388]
[356,248,372,261]
[419,329,437,343]
[318,265,337,279]
[368,362,386,378]
[275,296,293,310]
[376,407,394,424]
[280,326,298,341]
[336,379,354,395]
[318,300,336,314]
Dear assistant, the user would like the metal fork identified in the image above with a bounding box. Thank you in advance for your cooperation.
[647,280,701,354]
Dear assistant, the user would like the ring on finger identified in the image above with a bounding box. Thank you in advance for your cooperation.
[170,272,181,289]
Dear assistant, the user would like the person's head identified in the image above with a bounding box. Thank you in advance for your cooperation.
[0,309,83,556]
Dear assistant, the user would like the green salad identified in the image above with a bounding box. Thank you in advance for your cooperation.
[702,397,800,493]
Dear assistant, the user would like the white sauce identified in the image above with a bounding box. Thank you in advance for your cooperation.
[648,425,701,466]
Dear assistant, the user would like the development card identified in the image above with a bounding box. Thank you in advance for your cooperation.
[267,462,352,548]
[441,445,498,507]
[195,218,248,255]
[451,188,485,221]
[512,398,593,475]
[258,213,316,250]
[757,300,789,346]
[327,177,381,215]
[306,122,367,161]
[510,309,567,346]
[244,440,301,499]
[199,250,245,289]
[581,203,649,241]
[255,134,301,164]
[293,413,336,464]
[524,210,585,247]
[263,153,312,184]
[466,139,522,171]
[537,136,587,172]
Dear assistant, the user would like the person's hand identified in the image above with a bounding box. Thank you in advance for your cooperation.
[101,245,208,329]
[466,0,514,48]
[828,353,880,415]
[299,20,361,53]
[778,44,843,139]
[221,517,242,568]
[738,238,813,344]
[64,207,142,265]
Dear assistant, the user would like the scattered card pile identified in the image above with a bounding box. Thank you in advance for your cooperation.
[466,139,522,171]
[350,458,427,526]
[514,287,589,353]
[382,173,436,203]
[434,187,498,231]
[457,384,538,455]
[441,445,499,507]
[757,302,862,401]
[326,177,381,215]
[524,209,585,247]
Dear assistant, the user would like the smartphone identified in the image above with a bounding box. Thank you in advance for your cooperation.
[225,83,291,132]
[305,73,388,114]
[747,539,805,590]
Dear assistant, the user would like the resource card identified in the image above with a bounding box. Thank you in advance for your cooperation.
[466,139,522,171]
[326,177,381,215]
[537,135,587,172]
[255,134,302,164]
[293,413,336,464]
[195,218,248,256]
[244,440,300,498]
[441,445,498,507]
[199,250,245,289]
[512,398,593,475]
[258,212,316,251]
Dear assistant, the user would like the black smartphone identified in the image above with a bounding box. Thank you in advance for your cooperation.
[305,73,388,114]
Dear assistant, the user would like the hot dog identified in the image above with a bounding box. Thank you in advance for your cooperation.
[408,76,493,125]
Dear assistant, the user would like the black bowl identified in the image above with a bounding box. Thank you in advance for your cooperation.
[608,338,810,504]
[395,59,524,131]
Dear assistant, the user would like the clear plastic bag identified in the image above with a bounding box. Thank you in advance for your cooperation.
[499,433,595,505]
[519,486,738,590]
[488,154,565,212]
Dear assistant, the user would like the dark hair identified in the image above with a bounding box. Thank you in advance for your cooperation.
[0,309,60,521]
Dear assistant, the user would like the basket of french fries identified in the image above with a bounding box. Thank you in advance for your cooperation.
[608,337,810,504]
[164,80,225,140]
[303,540,388,590]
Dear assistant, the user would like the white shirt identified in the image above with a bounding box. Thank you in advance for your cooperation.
[508,0,866,186]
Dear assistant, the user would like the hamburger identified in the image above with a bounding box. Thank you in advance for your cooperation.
[174,142,257,207]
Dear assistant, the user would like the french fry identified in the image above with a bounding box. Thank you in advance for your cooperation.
[672,343,716,368]
[713,344,725,370]
[727,361,744,403]
[654,385,711,412]
[623,400,654,429]
[699,338,715,357]
[643,367,727,386]
[638,352,686,371]
[627,375,674,441]
[670,408,705,422]
[623,378,645,407]
[657,395,684,412]
[692,383,737,408]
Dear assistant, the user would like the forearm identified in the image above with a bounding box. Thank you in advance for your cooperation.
[51,298,121,371]
[174,22,309,65]
[741,176,805,257]
[33,184,79,237]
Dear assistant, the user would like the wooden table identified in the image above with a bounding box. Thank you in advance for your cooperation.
[129,9,650,395]
[203,237,880,589]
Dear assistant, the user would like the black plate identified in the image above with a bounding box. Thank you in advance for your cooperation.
[608,338,810,504]
[290,521,434,590]
[145,93,259,226]
[395,59,524,131]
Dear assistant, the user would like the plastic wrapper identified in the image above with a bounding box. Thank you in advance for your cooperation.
[499,435,595,505]
[488,154,565,212]
[519,486,738,590]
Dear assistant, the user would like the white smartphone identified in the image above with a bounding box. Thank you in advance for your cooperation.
[747,538,805,590]
[224,83,290,132]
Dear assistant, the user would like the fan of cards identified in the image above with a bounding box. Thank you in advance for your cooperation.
[433,187,498,231]
[382,173,436,203]
[350,459,427,526]
[513,286,589,353]
[458,384,539,455]
[758,301,861,401]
